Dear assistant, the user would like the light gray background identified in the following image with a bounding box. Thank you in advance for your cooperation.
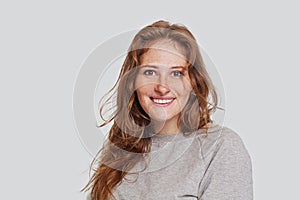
[1,0,299,199]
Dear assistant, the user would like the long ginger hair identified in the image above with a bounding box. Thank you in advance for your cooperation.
[82,20,219,200]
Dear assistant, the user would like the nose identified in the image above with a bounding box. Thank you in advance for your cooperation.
[154,75,170,95]
[154,84,170,95]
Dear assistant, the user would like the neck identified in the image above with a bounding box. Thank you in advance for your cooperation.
[151,118,180,135]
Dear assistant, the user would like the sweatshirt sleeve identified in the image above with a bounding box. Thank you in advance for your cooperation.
[198,128,253,200]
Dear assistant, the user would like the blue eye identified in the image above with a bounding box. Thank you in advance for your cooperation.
[171,71,183,77]
[143,70,156,76]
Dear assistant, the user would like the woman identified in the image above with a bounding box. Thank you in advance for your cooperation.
[83,20,253,200]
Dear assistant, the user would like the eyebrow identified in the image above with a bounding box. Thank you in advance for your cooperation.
[171,66,187,70]
[139,65,158,69]
[140,65,187,70]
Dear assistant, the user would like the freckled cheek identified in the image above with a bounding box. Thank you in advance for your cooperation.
[170,81,192,94]
[136,87,153,113]
[135,85,153,100]
[135,76,154,90]
[135,77,155,93]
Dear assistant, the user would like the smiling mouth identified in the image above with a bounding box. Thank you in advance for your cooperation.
[150,97,175,105]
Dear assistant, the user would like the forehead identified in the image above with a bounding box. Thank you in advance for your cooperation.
[140,41,188,67]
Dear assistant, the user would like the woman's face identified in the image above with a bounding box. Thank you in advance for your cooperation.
[135,41,192,131]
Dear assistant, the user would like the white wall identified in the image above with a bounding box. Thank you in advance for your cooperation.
[1,0,299,199]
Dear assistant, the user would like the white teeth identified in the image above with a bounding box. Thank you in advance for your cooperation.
[153,98,173,104]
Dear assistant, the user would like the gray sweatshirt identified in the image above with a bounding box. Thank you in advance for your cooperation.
[89,124,253,200]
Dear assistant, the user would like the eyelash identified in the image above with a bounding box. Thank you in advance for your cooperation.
[171,71,183,77]
[143,70,183,77]
[143,70,156,76]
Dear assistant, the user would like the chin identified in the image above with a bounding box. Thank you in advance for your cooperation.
[150,114,179,123]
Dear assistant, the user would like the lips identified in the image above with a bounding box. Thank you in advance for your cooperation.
[150,97,175,106]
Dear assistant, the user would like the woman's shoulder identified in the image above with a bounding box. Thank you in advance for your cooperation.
[194,123,250,159]
[195,124,253,199]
